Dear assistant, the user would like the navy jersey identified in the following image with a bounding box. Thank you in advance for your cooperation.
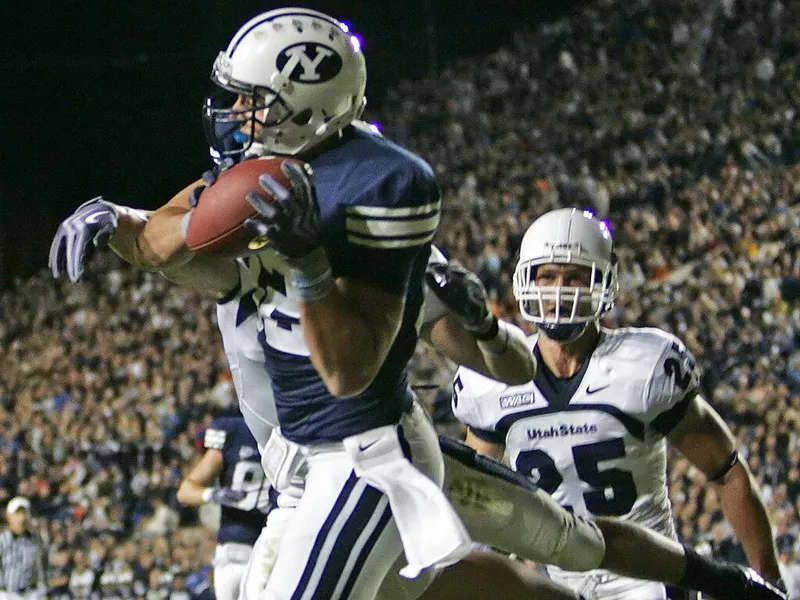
[235,125,440,443]
[204,417,270,546]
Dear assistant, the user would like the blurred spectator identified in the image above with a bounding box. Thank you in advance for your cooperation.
[3,0,800,592]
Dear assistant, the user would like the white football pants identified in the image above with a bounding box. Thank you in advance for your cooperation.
[256,402,444,600]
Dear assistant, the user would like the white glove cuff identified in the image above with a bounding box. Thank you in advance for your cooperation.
[289,248,334,302]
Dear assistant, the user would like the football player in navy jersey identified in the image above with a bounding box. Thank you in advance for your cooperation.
[46,7,787,600]
[177,416,271,600]
[55,8,469,599]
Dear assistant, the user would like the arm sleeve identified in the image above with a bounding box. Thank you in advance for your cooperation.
[451,368,506,442]
[646,337,701,436]
[328,166,441,296]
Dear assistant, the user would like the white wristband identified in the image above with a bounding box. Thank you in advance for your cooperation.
[289,247,334,302]
[477,320,511,356]
[98,200,151,224]
[201,487,216,504]
[180,212,193,241]
[114,205,152,223]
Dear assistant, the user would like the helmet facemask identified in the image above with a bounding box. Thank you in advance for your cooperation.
[514,256,619,342]
[515,260,617,323]
[203,56,295,158]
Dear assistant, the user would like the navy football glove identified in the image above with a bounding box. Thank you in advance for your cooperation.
[244,161,333,301]
[244,161,322,261]
[425,262,497,339]
[736,566,787,600]
[49,197,118,282]
[208,487,247,508]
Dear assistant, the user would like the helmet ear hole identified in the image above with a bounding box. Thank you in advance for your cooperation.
[291,109,313,125]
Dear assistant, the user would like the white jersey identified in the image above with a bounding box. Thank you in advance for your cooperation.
[453,327,700,599]
[215,246,449,449]
[215,260,277,450]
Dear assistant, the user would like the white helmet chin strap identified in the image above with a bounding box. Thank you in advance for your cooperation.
[244,142,266,158]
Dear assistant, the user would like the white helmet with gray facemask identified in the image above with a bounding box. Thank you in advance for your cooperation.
[513,208,619,342]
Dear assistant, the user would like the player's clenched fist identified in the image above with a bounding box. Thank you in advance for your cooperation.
[202,486,247,508]
[245,161,333,302]
[425,262,498,340]
[244,160,321,260]
[49,197,119,282]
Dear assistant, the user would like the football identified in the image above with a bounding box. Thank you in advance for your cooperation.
[184,156,304,256]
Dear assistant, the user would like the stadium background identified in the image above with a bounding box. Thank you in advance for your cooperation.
[3,0,800,597]
[0,0,573,286]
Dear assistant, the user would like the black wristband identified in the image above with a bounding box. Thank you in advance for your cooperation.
[473,315,499,341]
[709,451,740,482]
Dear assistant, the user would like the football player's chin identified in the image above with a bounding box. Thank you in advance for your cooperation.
[544,305,571,318]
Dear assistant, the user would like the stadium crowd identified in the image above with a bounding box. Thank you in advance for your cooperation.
[2,0,800,596]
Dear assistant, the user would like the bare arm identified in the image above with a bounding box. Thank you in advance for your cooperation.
[299,278,404,397]
[422,314,536,385]
[464,427,506,462]
[176,449,224,507]
[107,182,238,296]
[128,180,199,270]
[668,395,780,582]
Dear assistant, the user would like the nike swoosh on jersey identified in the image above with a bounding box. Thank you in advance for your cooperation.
[585,384,610,395]
[359,440,379,452]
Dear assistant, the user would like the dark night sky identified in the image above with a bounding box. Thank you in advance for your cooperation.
[0,1,577,286]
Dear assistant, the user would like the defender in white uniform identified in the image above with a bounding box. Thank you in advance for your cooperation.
[454,208,783,600]
[455,328,697,599]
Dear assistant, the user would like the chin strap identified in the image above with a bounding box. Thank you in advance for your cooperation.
[539,322,589,342]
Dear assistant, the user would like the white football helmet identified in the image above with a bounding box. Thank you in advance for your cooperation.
[203,8,367,157]
[513,208,618,340]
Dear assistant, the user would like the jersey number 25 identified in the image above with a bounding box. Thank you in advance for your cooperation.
[515,438,637,516]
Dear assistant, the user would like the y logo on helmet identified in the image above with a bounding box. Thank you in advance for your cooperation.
[276,43,343,83]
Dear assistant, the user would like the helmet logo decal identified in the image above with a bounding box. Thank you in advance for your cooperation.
[276,43,343,83]
[544,241,581,252]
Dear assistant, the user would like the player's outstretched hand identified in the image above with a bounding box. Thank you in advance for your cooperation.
[244,161,321,261]
[426,262,497,338]
[210,487,247,508]
[49,197,119,283]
